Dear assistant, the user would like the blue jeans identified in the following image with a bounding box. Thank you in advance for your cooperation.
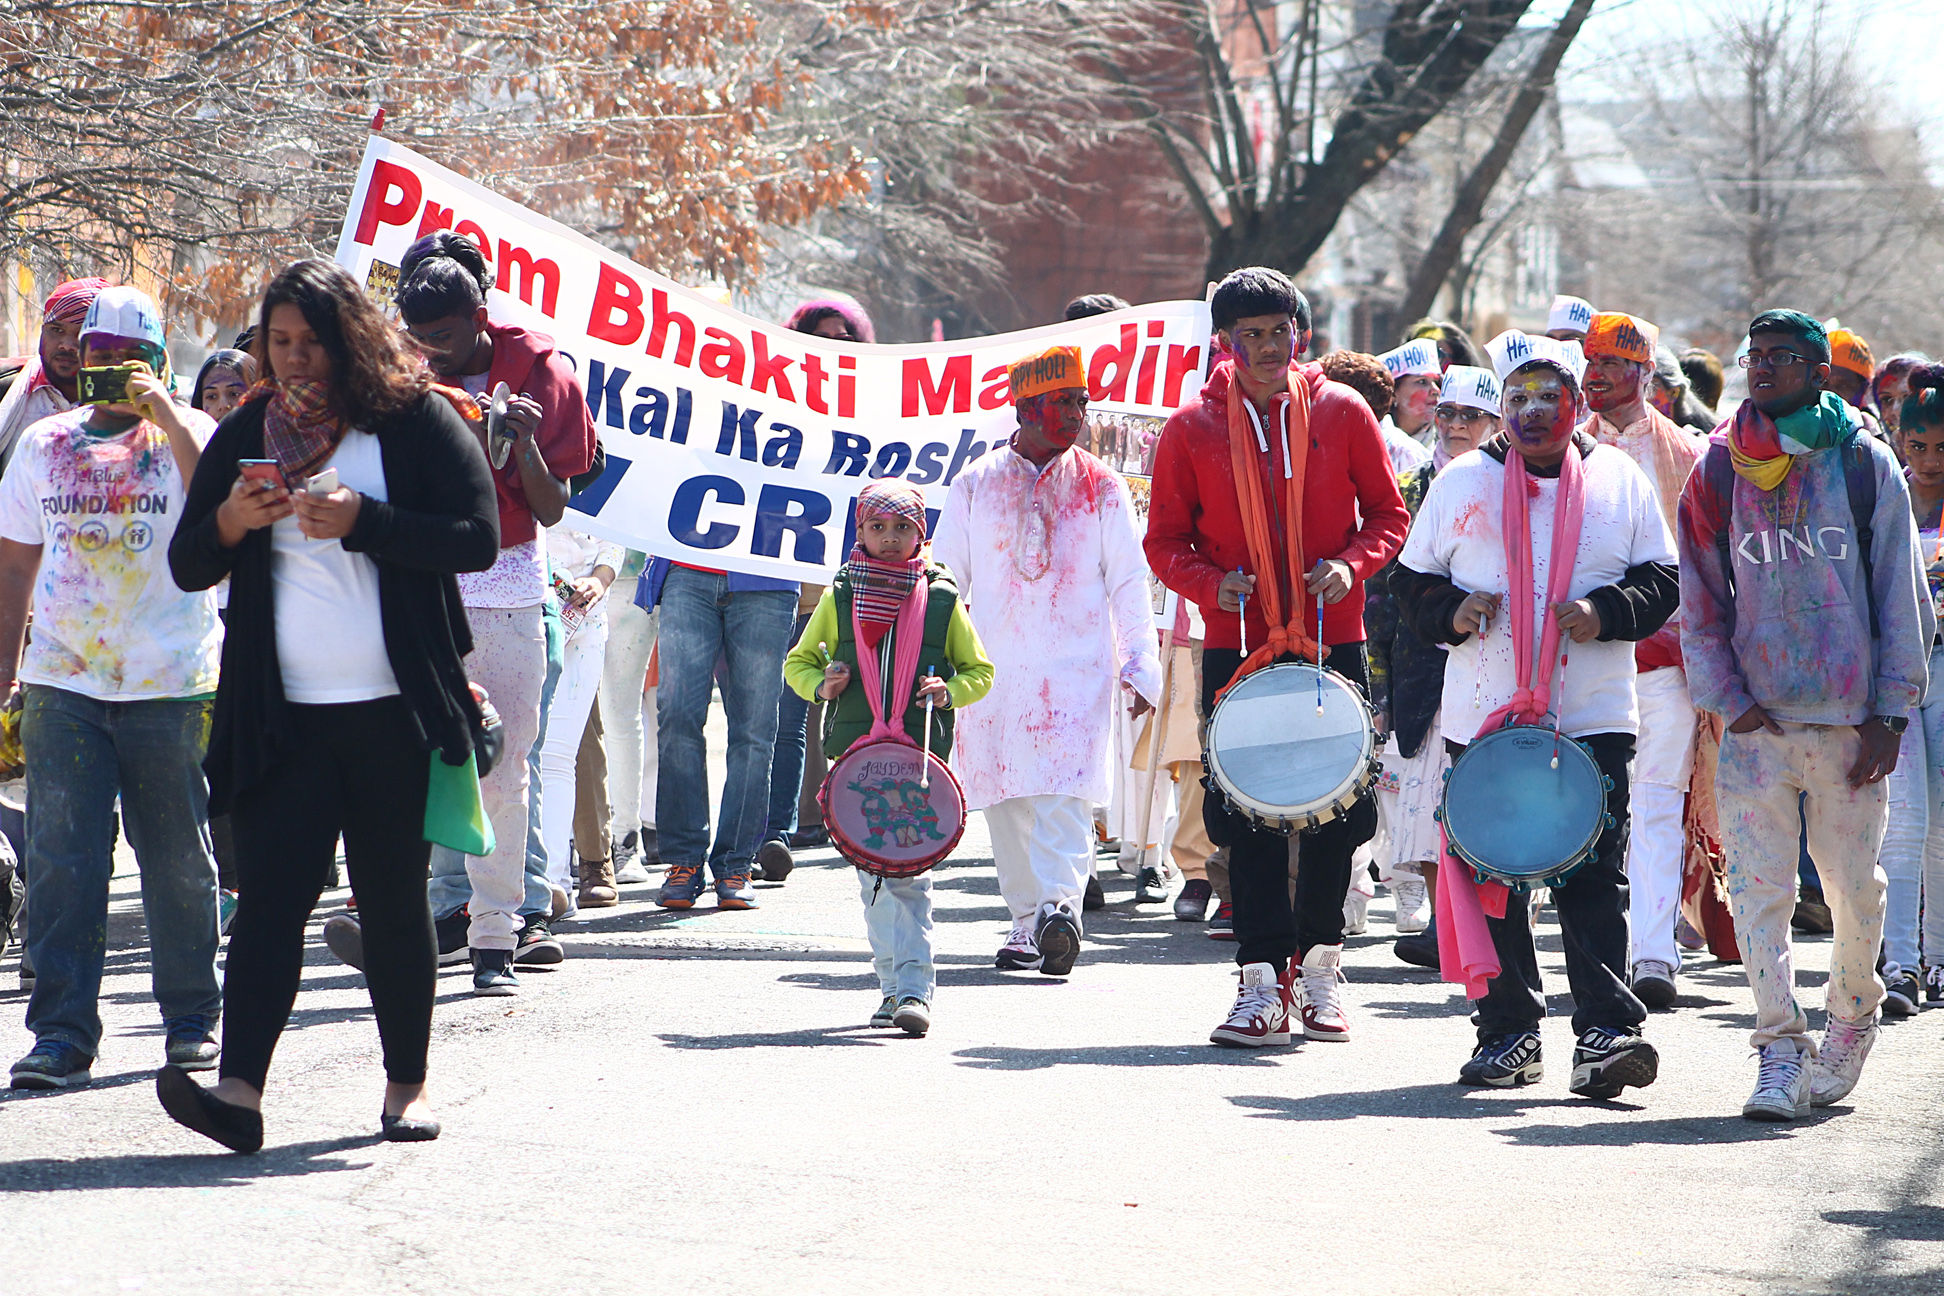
[21,686,221,1057]
[765,611,815,843]
[655,567,795,877]
[858,869,934,1001]
[427,607,557,927]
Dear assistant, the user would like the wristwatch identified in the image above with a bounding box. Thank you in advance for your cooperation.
[1877,715,1909,735]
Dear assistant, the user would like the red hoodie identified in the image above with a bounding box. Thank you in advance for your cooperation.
[484,323,598,547]
[1144,358,1410,651]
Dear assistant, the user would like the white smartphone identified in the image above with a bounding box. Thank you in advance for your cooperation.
[306,467,339,496]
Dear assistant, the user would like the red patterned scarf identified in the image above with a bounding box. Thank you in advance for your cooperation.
[845,480,930,649]
[254,377,344,483]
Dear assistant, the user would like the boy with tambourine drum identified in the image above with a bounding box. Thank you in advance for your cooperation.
[783,481,994,1036]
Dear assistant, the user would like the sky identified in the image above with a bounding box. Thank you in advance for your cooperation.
[1550,0,1944,132]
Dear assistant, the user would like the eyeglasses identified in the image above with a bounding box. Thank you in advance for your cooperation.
[1436,407,1495,423]
[1738,351,1808,371]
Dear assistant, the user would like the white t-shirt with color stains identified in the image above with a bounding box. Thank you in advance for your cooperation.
[0,406,222,700]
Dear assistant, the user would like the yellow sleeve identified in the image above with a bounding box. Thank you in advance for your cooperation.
[943,600,995,709]
[784,593,840,701]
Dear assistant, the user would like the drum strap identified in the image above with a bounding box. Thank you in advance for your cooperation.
[1222,366,1320,695]
[849,573,930,746]
[1478,439,1586,732]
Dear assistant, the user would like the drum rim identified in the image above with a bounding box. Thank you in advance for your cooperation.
[1206,661,1375,820]
[1440,724,1606,883]
[818,737,966,877]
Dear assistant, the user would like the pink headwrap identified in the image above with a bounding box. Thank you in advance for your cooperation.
[786,296,876,344]
[42,278,109,325]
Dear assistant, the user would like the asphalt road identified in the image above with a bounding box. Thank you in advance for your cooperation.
[4,814,1943,1296]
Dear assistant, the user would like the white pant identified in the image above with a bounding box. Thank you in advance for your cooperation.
[984,794,1094,928]
[600,581,658,837]
[1717,721,1888,1048]
[1625,667,1697,968]
[539,606,608,893]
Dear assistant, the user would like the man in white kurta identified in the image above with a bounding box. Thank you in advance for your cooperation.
[1580,312,1707,1010]
[933,344,1161,977]
[0,277,106,474]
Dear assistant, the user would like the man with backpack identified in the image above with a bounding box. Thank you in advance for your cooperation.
[1678,309,1933,1122]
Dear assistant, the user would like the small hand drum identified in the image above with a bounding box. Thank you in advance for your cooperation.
[1437,721,1614,892]
[820,738,966,878]
[1203,661,1379,833]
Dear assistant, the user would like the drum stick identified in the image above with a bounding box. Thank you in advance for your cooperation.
[921,663,936,791]
[1473,608,1488,709]
[1235,569,1248,656]
[1551,642,1567,769]
[1315,596,1325,715]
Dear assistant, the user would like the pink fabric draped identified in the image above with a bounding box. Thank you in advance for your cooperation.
[1436,440,1588,998]
[848,573,930,749]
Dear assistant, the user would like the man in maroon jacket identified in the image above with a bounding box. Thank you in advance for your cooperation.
[1146,268,1410,1048]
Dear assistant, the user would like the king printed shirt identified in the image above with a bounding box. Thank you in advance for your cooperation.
[0,407,222,700]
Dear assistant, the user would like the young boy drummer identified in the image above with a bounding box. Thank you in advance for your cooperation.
[1392,335,1679,1097]
[784,481,994,1036]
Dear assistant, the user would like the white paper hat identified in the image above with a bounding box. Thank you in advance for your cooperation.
[1488,331,1586,388]
[80,285,166,350]
[1547,295,1595,335]
[1376,338,1441,379]
[1437,365,1501,416]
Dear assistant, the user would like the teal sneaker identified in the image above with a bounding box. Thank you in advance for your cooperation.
[869,996,897,1028]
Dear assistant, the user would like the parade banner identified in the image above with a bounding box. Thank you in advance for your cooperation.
[332,138,1213,582]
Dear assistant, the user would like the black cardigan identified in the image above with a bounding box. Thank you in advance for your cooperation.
[169,391,500,813]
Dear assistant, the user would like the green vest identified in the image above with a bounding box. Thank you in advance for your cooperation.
[824,564,960,762]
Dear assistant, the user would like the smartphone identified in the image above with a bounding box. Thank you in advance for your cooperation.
[79,363,142,406]
[237,459,286,492]
[306,467,339,496]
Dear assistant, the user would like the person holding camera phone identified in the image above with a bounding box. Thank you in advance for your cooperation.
[156,260,498,1153]
[0,285,225,1092]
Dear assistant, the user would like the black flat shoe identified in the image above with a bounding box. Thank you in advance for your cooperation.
[156,1064,263,1154]
[380,1111,441,1142]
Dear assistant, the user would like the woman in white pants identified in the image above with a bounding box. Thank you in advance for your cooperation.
[601,554,658,881]
[539,529,623,917]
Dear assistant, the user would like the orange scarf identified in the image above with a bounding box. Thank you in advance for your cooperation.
[1222,366,1321,693]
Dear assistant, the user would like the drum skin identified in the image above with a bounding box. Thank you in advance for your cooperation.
[1439,723,1611,891]
[1204,662,1377,832]
[819,738,966,878]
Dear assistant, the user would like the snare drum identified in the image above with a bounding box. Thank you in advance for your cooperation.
[1203,662,1379,833]
[819,738,967,878]
[1437,721,1614,891]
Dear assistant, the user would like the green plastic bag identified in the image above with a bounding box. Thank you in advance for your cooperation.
[424,751,495,856]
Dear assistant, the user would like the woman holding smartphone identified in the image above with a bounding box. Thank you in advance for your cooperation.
[159,259,498,1153]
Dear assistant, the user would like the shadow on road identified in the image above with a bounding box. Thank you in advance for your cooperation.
[0,1135,378,1192]
[657,1026,903,1050]
[953,1044,1282,1070]
[1229,1084,1609,1122]
[1497,1115,1809,1146]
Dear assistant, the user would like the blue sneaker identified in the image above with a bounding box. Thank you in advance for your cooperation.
[217,889,239,937]
[657,864,707,910]
[715,873,758,910]
[10,1039,93,1090]
[165,1015,220,1071]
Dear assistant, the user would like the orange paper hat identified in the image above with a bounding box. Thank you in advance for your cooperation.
[1009,344,1086,403]
[1583,313,1660,365]
[1829,329,1874,379]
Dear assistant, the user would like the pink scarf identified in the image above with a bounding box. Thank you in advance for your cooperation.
[847,569,930,749]
[1436,439,1587,998]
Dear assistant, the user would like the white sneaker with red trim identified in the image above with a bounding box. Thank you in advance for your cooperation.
[1298,944,1351,1041]
[1209,962,1291,1047]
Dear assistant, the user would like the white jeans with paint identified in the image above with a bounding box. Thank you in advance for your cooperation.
[538,607,608,894]
[600,581,658,839]
[1625,667,1697,969]
[1716,721,1888,1050]
[984,794,1094,929]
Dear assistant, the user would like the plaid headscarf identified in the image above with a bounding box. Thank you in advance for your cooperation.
[845,480,928,650]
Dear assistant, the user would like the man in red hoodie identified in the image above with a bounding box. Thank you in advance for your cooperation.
[1146,267,1410,1048]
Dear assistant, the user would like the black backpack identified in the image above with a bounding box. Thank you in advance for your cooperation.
[1702,434,1878,638]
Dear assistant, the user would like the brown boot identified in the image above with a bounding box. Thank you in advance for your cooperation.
[578,856,619,908]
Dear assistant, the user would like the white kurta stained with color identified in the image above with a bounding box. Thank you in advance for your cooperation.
[933,443,1162,811]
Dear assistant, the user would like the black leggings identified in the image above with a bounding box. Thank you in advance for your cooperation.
[220,697,435,1090]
